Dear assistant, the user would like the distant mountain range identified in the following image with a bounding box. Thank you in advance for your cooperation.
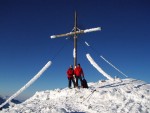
[0,96,21,110]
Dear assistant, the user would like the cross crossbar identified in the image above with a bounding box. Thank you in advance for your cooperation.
[51,27,101,39]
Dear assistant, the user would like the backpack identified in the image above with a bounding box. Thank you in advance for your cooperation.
[81,79,88,88]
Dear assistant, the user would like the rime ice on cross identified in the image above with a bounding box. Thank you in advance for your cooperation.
[50,11,101,68]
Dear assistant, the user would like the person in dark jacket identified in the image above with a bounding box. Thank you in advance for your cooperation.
[74,64,84,87]
[67,65,75,88]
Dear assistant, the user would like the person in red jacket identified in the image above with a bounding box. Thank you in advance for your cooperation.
[67,65,75,88]
[74,64,84,87]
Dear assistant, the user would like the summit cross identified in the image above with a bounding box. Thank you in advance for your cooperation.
[50,12,101,67]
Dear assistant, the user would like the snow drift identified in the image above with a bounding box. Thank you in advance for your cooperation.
[1,78,150,113]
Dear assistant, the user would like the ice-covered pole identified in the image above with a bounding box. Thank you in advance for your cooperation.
[84,41,128,78]
[86,53,114,81]
[100,56,128,77]
[84,27,101,33]
[0,61,52,109]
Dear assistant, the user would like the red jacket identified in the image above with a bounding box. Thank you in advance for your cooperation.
[74,66,84,77]
[67,68,74,78]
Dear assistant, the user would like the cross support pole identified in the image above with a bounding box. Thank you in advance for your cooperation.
[50,12,101,68]
[74,11,77,68]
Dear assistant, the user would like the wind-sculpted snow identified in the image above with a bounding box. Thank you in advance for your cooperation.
[1,78,150,113]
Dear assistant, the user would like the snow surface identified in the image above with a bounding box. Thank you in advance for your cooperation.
[1,78,150,113]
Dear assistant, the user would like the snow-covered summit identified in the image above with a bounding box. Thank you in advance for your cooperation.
[1,78,150,113]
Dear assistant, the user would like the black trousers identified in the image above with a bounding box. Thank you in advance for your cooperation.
[75,76,82,87]
[68,77,75,88]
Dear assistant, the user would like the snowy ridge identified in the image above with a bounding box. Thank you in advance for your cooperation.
[1,78,150,113]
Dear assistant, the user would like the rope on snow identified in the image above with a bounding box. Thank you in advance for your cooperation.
[81,89,96,103]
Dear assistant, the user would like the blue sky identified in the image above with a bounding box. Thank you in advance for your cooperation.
[0,0,150,100]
